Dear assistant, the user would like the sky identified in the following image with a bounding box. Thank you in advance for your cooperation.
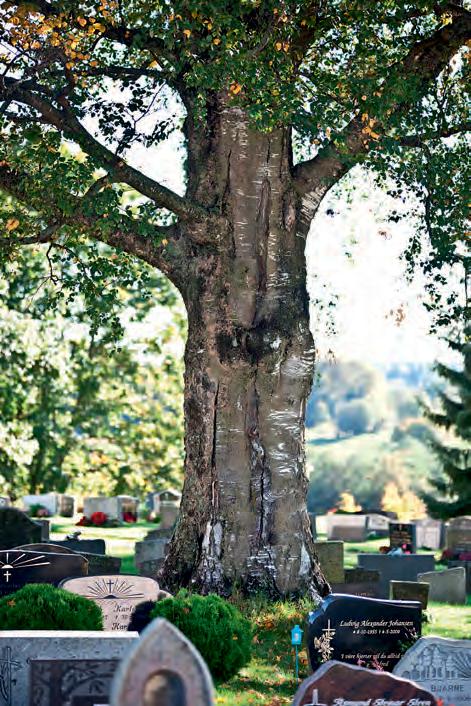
[98,96,453,368]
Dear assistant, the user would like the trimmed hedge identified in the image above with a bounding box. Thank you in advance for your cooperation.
[0,583,103,630]
[150,590,252,682]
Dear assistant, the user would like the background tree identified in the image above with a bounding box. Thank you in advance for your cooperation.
[0,0,469,597]
[423,325,471,519]
[0,247,184,499]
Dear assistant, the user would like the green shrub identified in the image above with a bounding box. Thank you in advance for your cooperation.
[0,584,103,630]
[150,590,252,682]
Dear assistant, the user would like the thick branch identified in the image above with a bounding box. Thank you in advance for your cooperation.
[1,77,207,224]
[294,12,471,203]
[398,120,471,147]
[0,162,180,278]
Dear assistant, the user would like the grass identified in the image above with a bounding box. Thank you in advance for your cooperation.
[49,517,471,705]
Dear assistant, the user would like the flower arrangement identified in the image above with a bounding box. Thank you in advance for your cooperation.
[122,511,137,523]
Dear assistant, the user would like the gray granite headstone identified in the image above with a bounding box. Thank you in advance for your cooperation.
[418,567,467,604]
[414,518,444,550]
[0,508,42,550]
[60,575,159,631]
[313,541,344,584]
[357,553,435,598]
[326,515,367,542]
[110,619,214,706]
[393,636,471,706]
[14,544,121,576]
[449,560,471,593]
[0,631,137,706]
[0,550,88,595]
[389,522,417,553]
[51,539,106,555]
[447,516,471,552]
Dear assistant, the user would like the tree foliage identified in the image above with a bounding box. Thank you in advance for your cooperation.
[0,0,468,330]
[0,245,185,499]
[422,325,471,519]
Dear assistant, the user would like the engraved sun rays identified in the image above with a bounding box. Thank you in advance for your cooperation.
[0,552,50,582]
[85,577,145,600]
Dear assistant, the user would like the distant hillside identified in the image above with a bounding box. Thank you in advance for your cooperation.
[306,360,442,514]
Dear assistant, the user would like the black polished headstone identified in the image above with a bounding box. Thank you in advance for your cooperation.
[0,549,88,595]
[389,522,417,553]
[51,539,106,555]
[30,658,119,705]
[307,594,421,673]
[0,508,42,550]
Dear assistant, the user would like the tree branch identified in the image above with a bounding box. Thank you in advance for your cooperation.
[0,162,181,279]
[0,77,207,223]
[398,120,471,147]
[294,12,471,206]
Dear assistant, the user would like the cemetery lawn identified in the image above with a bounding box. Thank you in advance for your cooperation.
[51,519,471,706]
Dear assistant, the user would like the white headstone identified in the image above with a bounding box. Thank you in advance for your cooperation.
[21,494,58,516]
[393,636,471,706]
[61,575,160,631]
[0,631,137,706]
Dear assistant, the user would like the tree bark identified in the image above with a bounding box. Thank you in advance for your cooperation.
[161,98,329,599]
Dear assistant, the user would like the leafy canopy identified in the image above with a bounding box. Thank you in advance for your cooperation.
[0,0,469,329]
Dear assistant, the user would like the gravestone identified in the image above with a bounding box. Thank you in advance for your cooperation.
[366,513,390,538]
[0,508,42,550]
[0,631,137,706]
[313,541,344,584]
[56,495,76,518]
[135,539,168,573]
[14,544,121,576]
[447,516,471,552]
[0,497,10,508]
[30,658,120,705]
[292,661,437,706]
[51,538,106,555]
[110,618,214,706]
[150,489,181,514]
[307,594,422,672]
[394,636,471,706]
[449,560,471,593]
[332,567,381,598]
[83,497,138,522]
[357,553,435,598]
[61,575,159,631]
[159,502,179,531]
[418,566,467,604]
[0,549,88,596]
[390,580,429,609]
[22,494,58,516]
[414,518,444,550]
[389,522,417,553]
[326,515,367,542]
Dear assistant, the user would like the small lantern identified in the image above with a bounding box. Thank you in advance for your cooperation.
[291,624,303,646]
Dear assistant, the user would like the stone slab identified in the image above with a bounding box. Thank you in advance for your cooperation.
[389,522,417,553]
[307,593,422,672]
[83,497,138,522]
[326,515,367,542]
[447,516,471,552]
[449,560,471,593]
[394,636,471,706]
[293,660,437,706]
[414,519,444,550]
[21,494,58,516]
[13,544,120,576]
[50,539,106,555]
[61,575,159,631]
[331,582,380,598]
[418,567,467,604]
[0,631,137,706]
[390,580,429,610]
[313,541,344,584]
[0,509,42,550]
[0,549,88,596]
[357,553,435,598]
[30,658,119,705]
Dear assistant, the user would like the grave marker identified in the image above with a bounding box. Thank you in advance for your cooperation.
[418,566,467,604]
[0,549,88,596]
[357,553,435,598]
[30,658,119,706]
[389,522,417,553]
[307,594,421,672]
[393,636,471,706]
[313,541,344,584]
[446,516,471,552]
[0,631,137,706]
[292,661,437,706]
[326,515,367,542]
[110,618,214,706]
[61,575,159,631]
[0,508,42,550]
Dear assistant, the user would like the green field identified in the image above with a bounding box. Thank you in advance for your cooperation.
[50,518,471,706]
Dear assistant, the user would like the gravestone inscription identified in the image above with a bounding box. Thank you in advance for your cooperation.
[0,550,88,596]
[30,658,119,706]
[393,636,471,706]
[0,631,137,706]
[307,594,421,673]
[60,575,159,631]
[389,522,417,553]
[0,508,42,550]
[292,661,437,706]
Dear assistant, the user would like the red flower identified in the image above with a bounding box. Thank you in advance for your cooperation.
[76,515,90,526]
[90,511,108,526]
[123,511,137,523]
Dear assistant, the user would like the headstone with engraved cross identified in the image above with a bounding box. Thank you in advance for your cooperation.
[0,549,88,596]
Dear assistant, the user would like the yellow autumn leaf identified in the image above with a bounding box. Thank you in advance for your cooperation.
[183,28,192,38]
[6,218,20,232]
[230,82,242,95]
[77,16,87,26]
[161,238,168,246]
[441,12,453,25]
[213,38,221,45]
[275,41,282,51]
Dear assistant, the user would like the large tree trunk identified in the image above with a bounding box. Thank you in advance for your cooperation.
[161,99,329,599]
